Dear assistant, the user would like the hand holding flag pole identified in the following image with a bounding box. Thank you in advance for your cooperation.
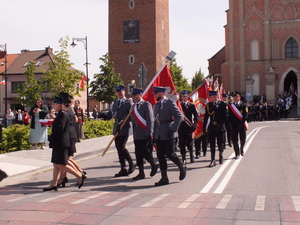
[101,50,177,157]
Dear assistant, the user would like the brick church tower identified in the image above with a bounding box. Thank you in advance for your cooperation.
[108,0,169,93]
[209,0,300,112]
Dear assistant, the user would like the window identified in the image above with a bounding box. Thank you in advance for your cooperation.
[285,37,298,58]
[23,62,30,67]
[251,39,259,60]
[36,61,43,66]
[129,0,135,9]
[129,55,135,65]
[11,82,25,93]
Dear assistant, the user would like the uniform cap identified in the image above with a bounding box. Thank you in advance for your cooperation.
[231,91,241,97]
[53,97,65,104]
[222,93,228,98]
[181,90,189,95]
[209,90,218,96]
[115,84,126,91]
[132,87,143,94]
[153,86,166,93]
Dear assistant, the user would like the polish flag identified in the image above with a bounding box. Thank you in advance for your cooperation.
[0,80,5,85]
[79,75,87,89]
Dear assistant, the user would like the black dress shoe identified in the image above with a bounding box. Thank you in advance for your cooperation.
[155,178,169,186]
[57,177,68,187]
[128,164,136,174]
[82,170,87,175]
[78,174,86,189]
[195,155,199,159]
[132,173,145,180]
[229,143,232,147]
[235,155,240,160]
[241,151,244,156]
[208,160,216,167]
[114,169,128,177]
[150,164,158,177]
[179,164,187,181]
[43,186,58,192]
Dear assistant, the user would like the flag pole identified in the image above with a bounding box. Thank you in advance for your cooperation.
[101,50,177,157]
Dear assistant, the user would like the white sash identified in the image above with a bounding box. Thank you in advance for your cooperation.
[132,104,147,131]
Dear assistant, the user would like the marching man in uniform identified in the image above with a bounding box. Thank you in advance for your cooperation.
[153,86,186,186]
[203,90,228,167]
[228,91,248,159]
[131,87,157,180]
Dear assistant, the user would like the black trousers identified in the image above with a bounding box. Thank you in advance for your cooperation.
[195,133,207,156]
[208,131,224,161]
[114,135,132,168]
[178,131,193,159]
[134,139,154,168]
[155,138,181,170]
[231,124,246,157]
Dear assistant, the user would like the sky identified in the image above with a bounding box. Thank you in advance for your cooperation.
[1,0,228,83]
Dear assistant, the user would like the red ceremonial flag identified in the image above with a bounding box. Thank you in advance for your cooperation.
[79,75,87,89]
[188,79,209,139]
[0,80,5,85]
[143,65,180,106]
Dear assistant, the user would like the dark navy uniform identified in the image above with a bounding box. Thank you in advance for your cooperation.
[107,85,135,177]
[228,91,248,159]
[131,88,157,180]
[203,91,228,167]
[178,91,198,163]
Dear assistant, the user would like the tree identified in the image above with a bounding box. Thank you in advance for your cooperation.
[16,62,44,107]
[191,68,205,90]
[90,53,123,103]
[169,59,191,94]
[42,37,83,97]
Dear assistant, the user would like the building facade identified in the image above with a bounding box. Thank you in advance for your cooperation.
[108,0,169,93]
[209,0,300,112]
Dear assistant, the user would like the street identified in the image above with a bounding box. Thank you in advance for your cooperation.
[1,120,300,224]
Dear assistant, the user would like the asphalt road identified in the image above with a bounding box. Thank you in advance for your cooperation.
[1,120,300,224]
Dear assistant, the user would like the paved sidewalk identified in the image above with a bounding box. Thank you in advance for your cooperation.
[0,135,133,178]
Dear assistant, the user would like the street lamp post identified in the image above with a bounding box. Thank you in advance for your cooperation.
[0,44,7,127]
[70,36,90,116]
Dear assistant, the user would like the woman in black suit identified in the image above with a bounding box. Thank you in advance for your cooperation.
[42,97,86,191]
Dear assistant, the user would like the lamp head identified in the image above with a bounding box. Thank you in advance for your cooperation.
[70,40,77,48]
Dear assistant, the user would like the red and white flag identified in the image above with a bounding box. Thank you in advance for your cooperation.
[79,75,87,89]
[0,80,5,85]
[188,79,209,139]
[143,64,179,106]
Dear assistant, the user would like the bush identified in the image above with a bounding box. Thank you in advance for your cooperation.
[0,125,32,153]
[83,119,113,139]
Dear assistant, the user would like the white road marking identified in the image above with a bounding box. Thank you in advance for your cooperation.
[216,194,233,209]
[214,127,264,194]
[71,192,109,204]
[38,192,76,203]
[200,127,266,194]
[105,193,139,206]
[177,194,201,208]
[292,196,300,211]
[140,193,170,208]
[255,195,266,211]
[7,193,44,202]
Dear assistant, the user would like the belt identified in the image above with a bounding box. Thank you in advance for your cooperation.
[156,119,173,125]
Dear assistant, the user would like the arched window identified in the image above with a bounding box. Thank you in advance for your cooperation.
[285,37,298,58]
[252,73,259,96]
[129,0,135,9]
[251,39,259,60]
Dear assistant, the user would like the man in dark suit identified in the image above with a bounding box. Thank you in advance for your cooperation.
[107,84,135,177]
[203,90,228,167]
[222,93,232,149]
[153,86,186,186]
[228,91,248,159]
[15,109,24,125]
[131,88,157,180]
[178,90,198,163]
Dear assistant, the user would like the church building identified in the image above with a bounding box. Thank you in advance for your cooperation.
[209,0,300,113]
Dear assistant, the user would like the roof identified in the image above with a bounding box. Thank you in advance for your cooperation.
[5,47,54,75]
[0,53,20,74]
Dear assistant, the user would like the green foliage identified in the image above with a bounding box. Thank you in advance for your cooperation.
[42,36,83,97]
[83,119,113,139]
[90,53,123,104]
[191,68,205,90]
[0,125,32,153]
[169,59,192,94]
[16,62,44,107]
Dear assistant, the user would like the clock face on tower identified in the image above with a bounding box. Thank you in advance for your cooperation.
[124,20,140,43]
